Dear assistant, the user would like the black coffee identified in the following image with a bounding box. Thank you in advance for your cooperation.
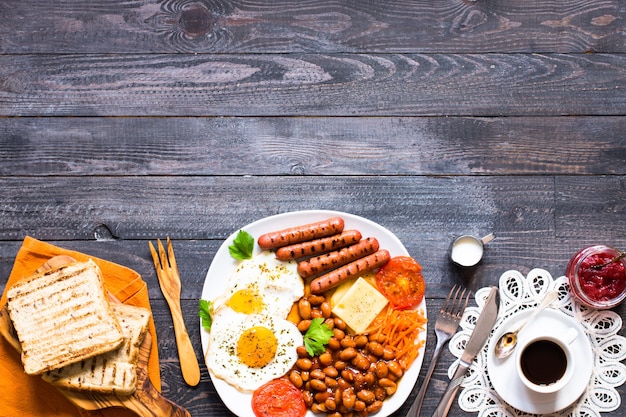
[520,340,567,386]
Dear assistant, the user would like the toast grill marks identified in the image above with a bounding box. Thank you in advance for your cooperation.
[6,260,124,375]
[43,304,151,395]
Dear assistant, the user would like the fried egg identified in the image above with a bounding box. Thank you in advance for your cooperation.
[207,251,305,392]
[212,251,304,319]
[207,308,302,392]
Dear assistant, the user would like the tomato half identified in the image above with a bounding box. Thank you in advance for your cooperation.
[252,378,306,417]
[375,256,426,310]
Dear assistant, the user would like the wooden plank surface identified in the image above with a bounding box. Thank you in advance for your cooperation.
[0,0,624,416]
[1,0,623,53]
[1,116,624,176]
[1,53,625,117]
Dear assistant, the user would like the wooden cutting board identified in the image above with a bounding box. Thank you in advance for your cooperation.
[0,256,191,417]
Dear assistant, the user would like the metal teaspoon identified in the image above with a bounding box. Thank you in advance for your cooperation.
[493,290,558,359]
[590,251,626,270]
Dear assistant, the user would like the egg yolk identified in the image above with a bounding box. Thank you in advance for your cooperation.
[227,288,264,314]
[237,326,278,368]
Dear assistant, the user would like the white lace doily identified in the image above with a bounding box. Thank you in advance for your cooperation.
[447,268,626,417]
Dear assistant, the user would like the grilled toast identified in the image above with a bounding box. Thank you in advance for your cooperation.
[6,259,124,375]
[42,303,151,395]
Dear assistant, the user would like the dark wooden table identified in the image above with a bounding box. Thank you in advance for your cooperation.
[1,1,624,416]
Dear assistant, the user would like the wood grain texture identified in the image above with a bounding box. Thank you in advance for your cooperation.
[1,53,625,117]
[1,0,625,415]
[1,116,625,176]
[0,0,623,53]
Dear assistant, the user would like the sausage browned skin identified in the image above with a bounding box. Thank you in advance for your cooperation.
[309,249,391,294]
[297,237,380,278]
[275,230,362,261]
[257,217,345,250]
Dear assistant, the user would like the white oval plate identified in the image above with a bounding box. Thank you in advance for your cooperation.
[486,308,593,414]
[200,210,427,417]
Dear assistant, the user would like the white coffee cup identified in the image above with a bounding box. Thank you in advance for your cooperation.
[516,328,578,394]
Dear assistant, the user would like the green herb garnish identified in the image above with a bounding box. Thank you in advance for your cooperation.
[228,230,254,260]
[303,317,334,356]
[198,299,213,332]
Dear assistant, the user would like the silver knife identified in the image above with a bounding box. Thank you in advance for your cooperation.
[431,286,499,417]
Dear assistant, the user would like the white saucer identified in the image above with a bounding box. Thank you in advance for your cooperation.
[486,308,593,414]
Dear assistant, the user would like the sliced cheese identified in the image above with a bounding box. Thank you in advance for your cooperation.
[331,277,388,335]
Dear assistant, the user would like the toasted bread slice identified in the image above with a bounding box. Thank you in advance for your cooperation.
[6,259,124,375]
[42,303,151,395]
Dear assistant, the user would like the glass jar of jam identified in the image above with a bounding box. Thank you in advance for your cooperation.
[566,245,626,309]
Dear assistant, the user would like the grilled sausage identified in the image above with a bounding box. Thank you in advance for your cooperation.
[257,217,345,250]
[297,237,380,278]
[275,230,362,261]
[309,249,391,294]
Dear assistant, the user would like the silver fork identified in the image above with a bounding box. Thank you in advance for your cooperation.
[407,285,470,417]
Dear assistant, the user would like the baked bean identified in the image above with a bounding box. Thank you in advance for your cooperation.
[308,294,325,305]
[319,351,333,366]
[291,292,410,416]
[314,391,329,403]
[342,390,356,409]
[337,377,350,389]
[334,317,347,330]
[354,373,366,391]
[354,400,366,412]
[303,390,314,407]
[321,301,332,318]
[323,366,339,378]
[357,389,375,404]
[367,341,384,357]
[334,387,342,403]
[367,400,383,413]
[298,299,312,320]
[354,334,368,348]
[341,369,355,382]
[297,319,311,332]
[379,378,397,395]
[327,337,341,350]
[310,379,327,392]
[296,357,312,371]
[289,371,303,388]
[382,347,395,361]
[296,345,309,358]
[333,328,345,340]
[311,369,325,380]
[325,398,337,411]
[371,333,385,344]
[352,353,370,371]
[388,361,403,378]
[339,347,357,361]
[374,386,386,401]
[340,337,356,349]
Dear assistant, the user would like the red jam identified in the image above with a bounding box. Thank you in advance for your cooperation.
[566,245,626,309]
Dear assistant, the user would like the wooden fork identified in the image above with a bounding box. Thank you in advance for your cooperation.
[149,237,201,387]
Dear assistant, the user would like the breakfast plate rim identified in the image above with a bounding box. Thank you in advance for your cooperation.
[199,209,427,417]
[486,308,593,414]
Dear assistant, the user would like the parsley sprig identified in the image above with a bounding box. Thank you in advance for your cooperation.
[198,299,213,332]
[228,230,254,260]
[303,317,334,356]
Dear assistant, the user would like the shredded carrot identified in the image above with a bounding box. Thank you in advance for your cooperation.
[366,306,427,370]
